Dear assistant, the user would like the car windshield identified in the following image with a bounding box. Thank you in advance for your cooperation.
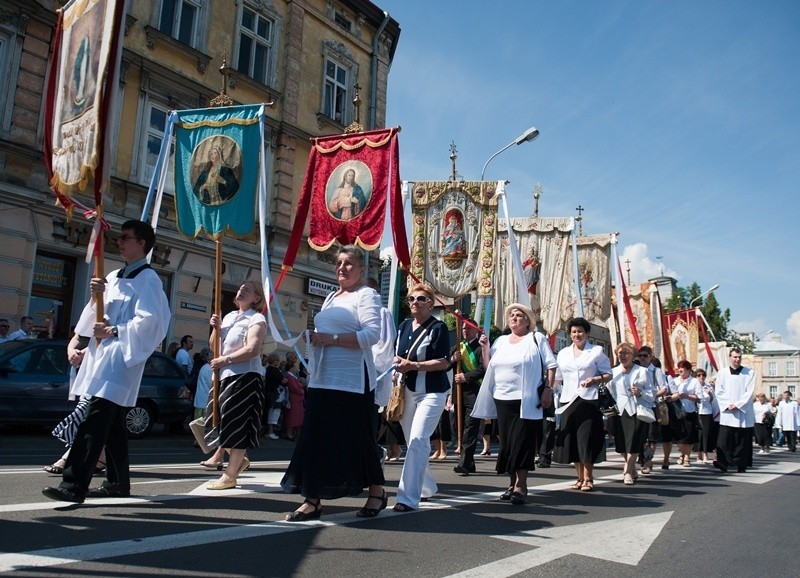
[0,341,28,358]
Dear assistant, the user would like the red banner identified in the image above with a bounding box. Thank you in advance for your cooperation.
[281,128,408,286]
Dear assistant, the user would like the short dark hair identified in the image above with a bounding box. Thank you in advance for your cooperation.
[180,335,193,346]
[121,219,156,253]
[729,347,742,356]
[638,345,653,356]
[677,359,693,371]
[566,317,591,334]
[21,316,33,324]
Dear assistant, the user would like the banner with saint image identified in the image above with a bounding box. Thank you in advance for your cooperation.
[173,104,262,239]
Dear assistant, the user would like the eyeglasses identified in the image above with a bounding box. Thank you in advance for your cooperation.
[118,234,139,242]
[407,295,430,304]
[637,353,650,358]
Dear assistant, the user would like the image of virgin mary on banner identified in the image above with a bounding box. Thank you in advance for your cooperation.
[173,105,261,239]
[663,309,699,370]
[410,181,498,298]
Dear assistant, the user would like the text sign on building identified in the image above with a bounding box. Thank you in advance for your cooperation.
[180,302,207,313]
[305,278,338,297]
[33,255,71,288]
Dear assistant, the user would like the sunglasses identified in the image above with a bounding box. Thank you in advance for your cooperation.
[407,295,430,304]
[637,353,650,358]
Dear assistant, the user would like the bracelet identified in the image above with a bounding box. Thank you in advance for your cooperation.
[226,356,232,365]
[415,362,421,370]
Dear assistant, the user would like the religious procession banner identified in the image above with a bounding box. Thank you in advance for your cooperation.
[496,217,572,334]
[173,104,262,239]
[609,280,661,350]
[563,233,612,327]
[48,0,122,197]
[410,180,498,298]
[662,308,700,372]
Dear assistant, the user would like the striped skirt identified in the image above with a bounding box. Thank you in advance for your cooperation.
[204,371,264,450]
[52,397,91,447]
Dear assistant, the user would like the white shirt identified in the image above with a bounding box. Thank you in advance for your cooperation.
[310,286,381,394]
[715,366,755,428]
[697,384,715,415]
[555,344,612,404]
[472,331,557,420]
[776,399,799,431]
[70,267,170,407]
[608,364,653,417]
[672,376,702,414]
[176,348,193,373]
[753,400,772,424]
[219,309,266,379]
[7,329,32,341]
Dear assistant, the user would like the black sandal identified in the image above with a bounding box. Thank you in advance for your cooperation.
[356,490,388,518]
[500,487,514,501]
[285,499,322,522]
[43,464,63,474]
[392,502,415,512]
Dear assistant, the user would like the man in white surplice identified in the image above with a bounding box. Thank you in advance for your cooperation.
[713,348,755,473]
[42,220,170,503]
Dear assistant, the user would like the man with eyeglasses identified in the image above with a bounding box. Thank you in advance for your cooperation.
[42,220,170,503]
[0,318,11,343]
[635,346,668,474]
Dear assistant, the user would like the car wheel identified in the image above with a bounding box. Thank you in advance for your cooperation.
[126,402,155,438]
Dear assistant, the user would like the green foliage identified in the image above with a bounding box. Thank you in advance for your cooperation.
[665,281,743,348]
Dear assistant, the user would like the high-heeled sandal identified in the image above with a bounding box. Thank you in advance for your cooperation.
[285,499,322,522]
[43,463,64,474]
[570,478,584,490]
[200,459,224,471]
[356,490,388,518]
[581,479,594,492]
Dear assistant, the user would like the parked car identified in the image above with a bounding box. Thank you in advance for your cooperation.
[0,339,192,438]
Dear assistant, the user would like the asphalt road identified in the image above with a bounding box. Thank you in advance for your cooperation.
[1,427,798,577]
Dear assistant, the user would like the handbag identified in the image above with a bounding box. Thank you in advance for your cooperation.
[636,403,656,423]
[598,383,619,417]
[656,401,669,425]
[671,398,687,420]
[385,376,405,422]
[385,318,434,423]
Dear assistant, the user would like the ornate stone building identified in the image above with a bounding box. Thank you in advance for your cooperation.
[0,0,399,351]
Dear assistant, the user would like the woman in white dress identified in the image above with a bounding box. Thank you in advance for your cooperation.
[553,317,613,492]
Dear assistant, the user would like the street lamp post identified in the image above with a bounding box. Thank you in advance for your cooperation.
[689,283,720,308]
[480,126,539,180]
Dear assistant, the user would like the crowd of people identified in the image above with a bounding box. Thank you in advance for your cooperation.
[36,222,800,517]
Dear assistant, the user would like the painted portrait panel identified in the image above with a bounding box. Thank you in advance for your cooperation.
[190,135,242,206]
[325,160,373,221]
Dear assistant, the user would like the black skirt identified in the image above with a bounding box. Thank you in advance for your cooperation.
[659,402,688,443]
[281,385,385,500]
[613,411,647,454]
[554,398,606,464]
[677,411,699,444]
[204,371,264,450]
[494,399,540,474]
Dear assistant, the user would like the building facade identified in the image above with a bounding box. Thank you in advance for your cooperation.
[0,0,399,352]
[753,335,799,399]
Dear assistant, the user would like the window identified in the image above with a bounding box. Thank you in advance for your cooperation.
[787,361,797,377]
[323,58,349,123]
[769,385,778,399]
[334,12,352,32]
[140,103,174,191]
[236,6,274,85]
[159,0,202,47]
[767,361,777,377]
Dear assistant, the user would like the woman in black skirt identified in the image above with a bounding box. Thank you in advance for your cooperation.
[664,360,701,467]
[281,246,385,521]
[472,303,557,505]
[204,280,267,490]
[607,343,654,485]
[553,318,613,492]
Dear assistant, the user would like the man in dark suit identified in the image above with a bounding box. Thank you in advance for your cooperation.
[452,318,486,475]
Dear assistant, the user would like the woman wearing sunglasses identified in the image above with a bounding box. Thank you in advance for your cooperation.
[392,283,452,512]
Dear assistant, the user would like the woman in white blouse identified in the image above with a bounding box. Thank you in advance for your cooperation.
[281,246,385,521]
[553,317,613,492]
[695,369,717,463]
[668,360,701,467]
[753,392,773,454]
[472,303,557,505]
[607,343,654,484]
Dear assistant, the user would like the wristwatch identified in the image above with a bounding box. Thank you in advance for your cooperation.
[333,334,339,344]
[111,326,119,338]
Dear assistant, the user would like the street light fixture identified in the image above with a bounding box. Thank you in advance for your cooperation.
[758,329,774,341]
[480,126,540,180]
[689,283,720,308]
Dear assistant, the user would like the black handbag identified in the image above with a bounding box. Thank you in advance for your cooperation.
[598,383,618,417]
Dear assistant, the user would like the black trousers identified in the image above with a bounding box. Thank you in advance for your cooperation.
[457,387,480,469]
[61,397,130,496]
[715,425,753,470]
[783,430,797,452]
[538,419,556,464]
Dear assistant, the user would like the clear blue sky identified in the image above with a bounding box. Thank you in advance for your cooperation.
[379,0,800,345]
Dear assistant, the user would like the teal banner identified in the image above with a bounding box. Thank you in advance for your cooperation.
[174,104,262,239]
